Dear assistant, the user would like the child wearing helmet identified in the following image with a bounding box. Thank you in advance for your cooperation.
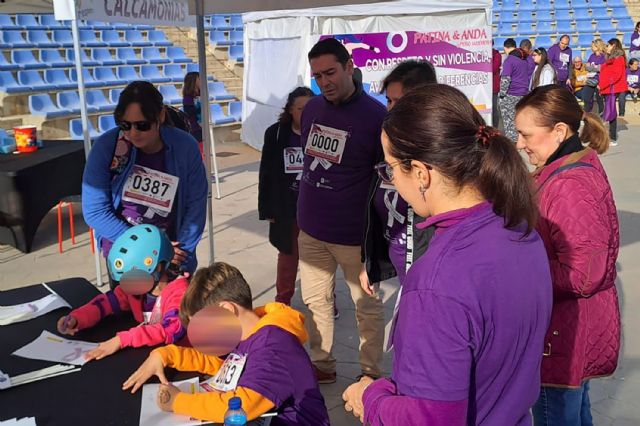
[56,224,189,361]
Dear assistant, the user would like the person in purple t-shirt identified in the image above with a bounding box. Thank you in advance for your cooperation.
[520,38,536,79]
[297,38,385,385]
[547,35,573,86]
[620,58,640,116]
[499,38,530,141]
[630,21,640,60]
[583,38,607,113]
[342,84,552,425]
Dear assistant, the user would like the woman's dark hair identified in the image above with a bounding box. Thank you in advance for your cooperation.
[182,71,200,98]
[516,85,609,154]
[607,38,626,60]
[383,84,538,233]
[630,58,639,66]
[278,86,315,124]
[114,81,164,124]
[532,47,556,88]
[381,60,437,93]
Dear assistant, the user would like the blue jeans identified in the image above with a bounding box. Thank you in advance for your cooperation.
[532,382,593,426]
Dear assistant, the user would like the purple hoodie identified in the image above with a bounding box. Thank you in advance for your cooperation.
[631,31,639,53]
[363,202,552,425]
[548,44,573,82]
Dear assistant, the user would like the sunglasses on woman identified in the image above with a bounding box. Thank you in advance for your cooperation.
[118,120,154,132]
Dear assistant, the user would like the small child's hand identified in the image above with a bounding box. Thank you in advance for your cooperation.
[157,383,180,412]
[57,315,78,335]
[122,351,168,394]
[84,336,121,361]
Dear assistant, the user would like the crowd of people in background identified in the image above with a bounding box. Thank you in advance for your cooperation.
[494,22,640,145]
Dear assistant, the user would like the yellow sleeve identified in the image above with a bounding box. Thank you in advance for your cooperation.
[152,345,224,375]
[173,386,275,422]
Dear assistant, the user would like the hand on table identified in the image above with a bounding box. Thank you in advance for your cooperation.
[157,383,181,412]
[85,336,121,361]
[56,315,78,336]
[122,351,168,394]
[342,376,374,423]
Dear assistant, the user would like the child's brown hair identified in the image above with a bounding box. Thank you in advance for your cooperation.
[180,262,253,325]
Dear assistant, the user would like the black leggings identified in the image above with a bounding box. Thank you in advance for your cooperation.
[581,85,604,113]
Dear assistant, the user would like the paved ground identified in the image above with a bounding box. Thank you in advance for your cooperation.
[1,121,639,424]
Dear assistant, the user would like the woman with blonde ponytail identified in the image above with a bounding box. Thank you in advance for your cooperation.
[515,85,620,426]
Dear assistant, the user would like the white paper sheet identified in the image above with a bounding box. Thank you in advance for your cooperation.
[0,418,36,426]
[0,285,71,326]
[12,330,98,366]
[139,378,201,426]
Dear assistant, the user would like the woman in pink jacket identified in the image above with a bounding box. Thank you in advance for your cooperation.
[514,85,620,426]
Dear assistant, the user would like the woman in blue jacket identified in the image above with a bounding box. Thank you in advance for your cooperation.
[82,81,208,286]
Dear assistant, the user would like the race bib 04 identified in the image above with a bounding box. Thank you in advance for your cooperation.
[305,123,348,164]
[122,166,179,214]
[283,147,303,174]
[559,53,570,64]
[201,353,247,393]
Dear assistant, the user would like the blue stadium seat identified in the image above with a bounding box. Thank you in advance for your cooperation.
[555,20,573,34]
[517,14,535,23]
[502,0,517,9]
[66,48,99,66]
[497,22,515,36]
[536,21,555,34]
[101,30,130,47]
[535,35,554,48]
[0,71,26,93]
[16,14,40,30]
[109,88,123,104]
[57,91,83,113]
[230,15,243,30]
[86,89,113,112]
[148,30,172,47]
[116,48,145,65]
[0,31,32,48]
[69,68,103,88]
[600,32,617,42]
[18,70,57,91]
[610,7,629,19]
[554,0,571,11]
[577,33,595,47]
[142,47,170,64]
[572,0,589,9]
[84,21,112,30]
[124,30,151,47]
[92,48,123,66]
[209,31,233,46]
[140,65,170,83]
[229,101,241,122]
[79,29,106,47]
[607,0,626,6]
[69,118,100,139]
[210,103,235,125]
[27,30,60,48]
[228,45,244,62]
[98,114,116,132]
[208,81,234,101]
[555,9,571,20]
[159,85,182,104]
[519,3,536,12]
[211,15,233,31]
[537,0,552,10]
[0,53,20,71]
[493,36,508,48]
[617,19,635,33]
[40,14,65,30]
[12,50,44,70]
[573,12,593,22]
[94,67,119,85]
[517,22,535,35]
[596,19,616,33]
[163,64,185,82]
[44,69,76,89]
[500,13,518,23]
[30,94,70,118]
[230,30,243,45]
[166,47,192,63]
[591,8,610,20]
[0,14,20,30]
[52,30,74,47]
[40,49,69,67]
[589,0,606,8]
[116,65,140,81]
[134,23,154,31]
[576,20,594,32]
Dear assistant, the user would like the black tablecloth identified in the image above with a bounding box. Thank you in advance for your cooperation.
[0,278,196,426]
[0,140,85,253]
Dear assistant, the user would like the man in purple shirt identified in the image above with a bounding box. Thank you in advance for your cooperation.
[547,35,573,85]
[520,38,536,79]
[499,38,530,141]
[297,38,385,384]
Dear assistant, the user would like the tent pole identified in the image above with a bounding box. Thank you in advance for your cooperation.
[71,4,103,287]
[196,0,216,265]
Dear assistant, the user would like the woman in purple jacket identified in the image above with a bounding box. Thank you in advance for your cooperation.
[342,84,553,425]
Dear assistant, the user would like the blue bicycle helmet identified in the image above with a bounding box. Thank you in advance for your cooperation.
[107,224,174,283]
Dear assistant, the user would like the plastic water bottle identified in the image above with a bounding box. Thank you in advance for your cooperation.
[224,397,247,426]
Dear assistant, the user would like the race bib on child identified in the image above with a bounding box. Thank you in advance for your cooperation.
[122,166,179,214]
[577,75,587,82]
[201,353,247,392]
[587,72,597,78]
[283,147,303,174]
[305,123,348,164]
[628,75,639,84]
[559,53,570,64]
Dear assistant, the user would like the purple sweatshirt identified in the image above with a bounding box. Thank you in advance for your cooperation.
[548,44,573,83]
[363,202,552,425]
[501,54,531,96]
[373,184,409,284]
[631,31,640,53]
[587,53,606,81]
[526,54,536,79]
[627,68,640,88]
[298,86,386,245]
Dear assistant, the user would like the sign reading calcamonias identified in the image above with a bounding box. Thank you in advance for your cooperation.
[75,0,195,26]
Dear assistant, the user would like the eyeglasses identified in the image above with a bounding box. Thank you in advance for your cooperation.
[118,120,153,132]
[375,161,401,183]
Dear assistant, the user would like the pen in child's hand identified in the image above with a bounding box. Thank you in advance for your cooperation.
[62,315,71,331]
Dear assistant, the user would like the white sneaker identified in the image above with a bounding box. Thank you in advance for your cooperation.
[610,140,618,147]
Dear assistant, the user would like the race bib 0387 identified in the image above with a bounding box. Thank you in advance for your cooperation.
[121,166,179,214]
